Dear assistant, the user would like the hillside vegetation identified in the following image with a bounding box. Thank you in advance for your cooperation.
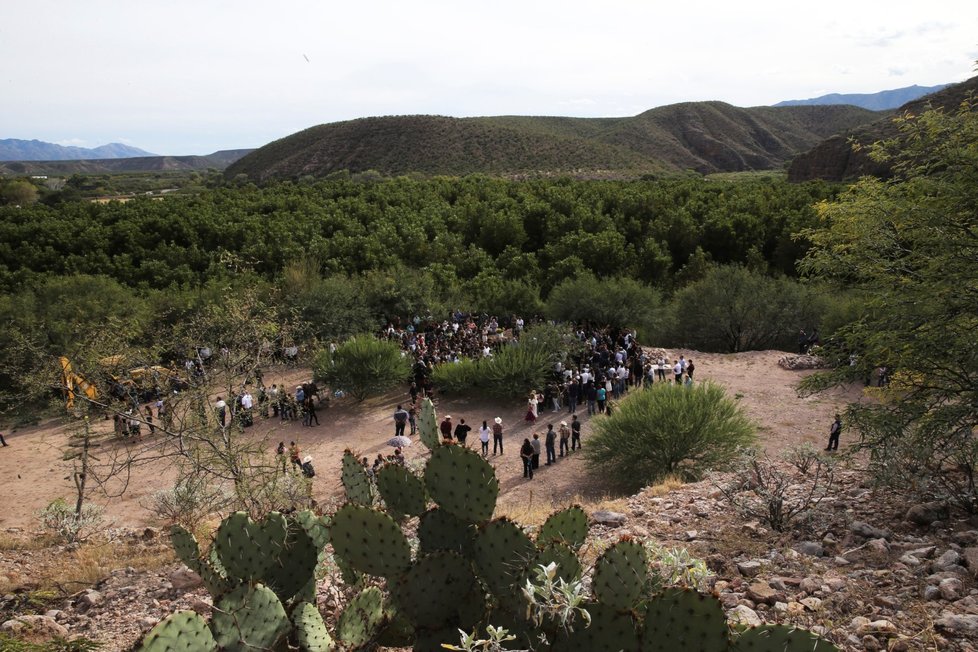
[226,103,880,181]
[0,149,253,176]
[789,75,978,181]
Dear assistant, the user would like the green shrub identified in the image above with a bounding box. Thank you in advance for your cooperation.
[313,335,412,401]
[430,358,483,395]
[545,272,662,332]
[478,342,552,399]
[585,382,755,492]
[664,265,823,352]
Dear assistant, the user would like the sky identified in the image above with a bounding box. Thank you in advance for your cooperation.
[2,1,975,155]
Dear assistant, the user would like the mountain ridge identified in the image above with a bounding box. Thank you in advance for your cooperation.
[0,149,254,176]
[0,138,156,161]
[775,83,951,111]
[227,103,882,181]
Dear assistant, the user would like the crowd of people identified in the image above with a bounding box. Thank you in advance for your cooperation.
[378,312,705,482]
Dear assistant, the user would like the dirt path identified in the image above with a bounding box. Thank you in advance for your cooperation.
[0,350,862,531]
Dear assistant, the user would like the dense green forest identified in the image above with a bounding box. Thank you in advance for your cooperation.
[0,174,848,414]
[0,175,835,291]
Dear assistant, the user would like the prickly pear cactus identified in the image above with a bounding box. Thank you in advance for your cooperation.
[537,505,588,549]
[341,451,374,505]
[293,601,335,652]
[642,587,728,652]
[213,511,288,584]
[474,517,535,596]
[337,586,386,649]
[267,520,319,602]
[526,542,582,584]
[138,610,217,652]
[169,525,231,597]
[210,584,289,652]
[393,551,477,629]
[376,463,427,517]
[418,397,440,450]
[551,602,640,652]
[732,624,840,651]
[294,509,331,550]
[592,537,649,610]
[425,444,498,523]
[329,503,412,578]
[417,507,476,557]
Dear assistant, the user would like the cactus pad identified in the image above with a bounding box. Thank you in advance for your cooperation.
[293,601,335,652]
[341,451,374,505]
[264,520,319,602]
[376,463,427,517]
[211,583,289,651]
[527,542,582,584]
[538,505,588,549]
[733,624,840,651]
[393,551,477,629]
[474,517,536,596]
[294,509,331,550]
[425,444,499,523]
[170,525,201,569]
[375,609,415,648]
[418,507,476,557]
[592,538,649,611]
[213,511,288,583]
[337,586,386,649]
[642,588,728,652]
[329,503,412,578]
[137,610,217,652]
[551,602,640,652]
[418,397,440,450]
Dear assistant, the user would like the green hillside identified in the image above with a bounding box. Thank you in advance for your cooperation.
[227,103,882,181]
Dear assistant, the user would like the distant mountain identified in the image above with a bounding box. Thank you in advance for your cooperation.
[775,84,950,111]
[788,76,978,182]
[0,139,156,161]
[0,149,254,176]
[227,103,881,181]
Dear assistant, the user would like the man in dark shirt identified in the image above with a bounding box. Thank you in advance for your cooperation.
[454,418,471,445]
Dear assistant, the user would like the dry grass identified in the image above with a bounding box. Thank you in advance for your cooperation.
[1,538,174,596]
[0,533,50,552]
[495,492,629,526]
[645,474,685,497]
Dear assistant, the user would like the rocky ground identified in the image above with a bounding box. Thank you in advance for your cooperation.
[5,461,978,651]
[3,351,975,650]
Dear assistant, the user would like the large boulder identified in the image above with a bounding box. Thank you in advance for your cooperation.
[1,615,69,643]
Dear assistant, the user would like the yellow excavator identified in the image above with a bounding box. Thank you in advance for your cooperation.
[59,356,99,409]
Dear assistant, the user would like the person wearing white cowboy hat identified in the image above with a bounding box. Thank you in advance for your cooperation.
[492,416,504,455]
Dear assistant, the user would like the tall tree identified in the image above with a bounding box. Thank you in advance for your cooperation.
[799,99,978,509]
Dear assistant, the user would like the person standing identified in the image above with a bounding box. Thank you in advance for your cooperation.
[145,405,155,435]
[408,404,417,435]
[673,360,683,384]
[440,415,454,441]
[479,420,491,457]
[492,417,504,455]
[393,404,409,437]
[596,385,607,414]
[276,441,287,473]
[289,441,301,470]
[545,424,557,465]
[826,414,842,451]
[687,359,695,380]
[585,382,597,416]
[0,431,8,446]
[566,379,579,414]
[570,415,582,450]
[525,393,539,422]
[215,396,227,427]
[520,439,534,480]
[558,421,570,457]
[454,418,471,446]
[531,433,542,469]
[305,395,319,426]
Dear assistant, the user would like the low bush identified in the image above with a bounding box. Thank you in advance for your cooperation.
[313,335,412,401]
[147,476,233,530]
[37,498,104,544]
[430,358,483,395]
[584,382,755,492]
[479,342,553,399]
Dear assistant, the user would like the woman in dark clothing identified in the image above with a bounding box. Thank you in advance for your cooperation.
[520,438,534,480]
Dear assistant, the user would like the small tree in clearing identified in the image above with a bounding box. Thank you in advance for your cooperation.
[314,335,411,402]
[584,382,755,493]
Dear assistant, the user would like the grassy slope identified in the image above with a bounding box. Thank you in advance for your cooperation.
[227,103,883,180]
